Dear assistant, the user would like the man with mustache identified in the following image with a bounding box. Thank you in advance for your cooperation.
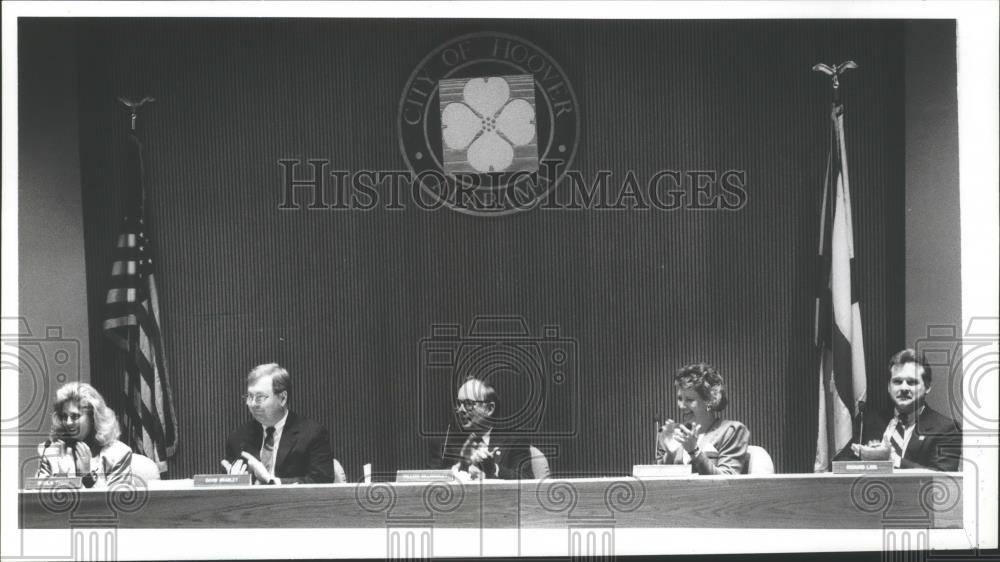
[836,349,961,471]
[221,363,334,484]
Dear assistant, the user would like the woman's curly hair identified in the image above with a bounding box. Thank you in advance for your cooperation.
[50,382,121,446]
[673,363,729,412]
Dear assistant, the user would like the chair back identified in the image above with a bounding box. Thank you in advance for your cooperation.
[131,453,161,481]
[529,446,550,479]
[745,445,775,475]
[332,458,348,483]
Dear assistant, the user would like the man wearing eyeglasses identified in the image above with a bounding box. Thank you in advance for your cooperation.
[221,363,335,484]
[430,377,534,480]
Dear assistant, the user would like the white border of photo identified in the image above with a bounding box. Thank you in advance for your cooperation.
[2,1,996,559]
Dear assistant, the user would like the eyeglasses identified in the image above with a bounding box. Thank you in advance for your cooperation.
[454,400,488,411]
[243,393,272,405]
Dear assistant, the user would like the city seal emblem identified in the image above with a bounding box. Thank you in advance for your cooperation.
[398,32,580,215]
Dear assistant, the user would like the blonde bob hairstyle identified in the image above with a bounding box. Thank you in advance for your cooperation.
[50,382,121,446]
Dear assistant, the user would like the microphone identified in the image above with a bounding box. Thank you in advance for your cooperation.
[654,416,661,462]
[441,424,451,463]
[856,400,866,445]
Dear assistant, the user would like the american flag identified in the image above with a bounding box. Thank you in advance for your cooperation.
[102,130,178,473]
[814,101,868,472]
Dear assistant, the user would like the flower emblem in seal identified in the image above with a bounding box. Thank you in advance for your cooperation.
[398,32,580,216]
[440,75,537,174]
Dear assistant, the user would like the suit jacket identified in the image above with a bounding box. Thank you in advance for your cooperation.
[834,405,961,472]
[225,411,335,484]
[429,429,534,480]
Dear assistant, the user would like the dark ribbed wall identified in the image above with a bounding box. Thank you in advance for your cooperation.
[74,19,905,478]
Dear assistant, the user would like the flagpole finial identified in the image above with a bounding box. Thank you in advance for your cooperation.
[118,96,156,131]
[812,61,858,103]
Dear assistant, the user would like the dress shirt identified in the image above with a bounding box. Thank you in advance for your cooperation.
[260,410,289,475]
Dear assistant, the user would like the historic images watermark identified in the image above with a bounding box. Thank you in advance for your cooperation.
[915,318,998,561]
[535,475,646,559]
[1,317,81,441]
[277,160,748,213]
[278,31,747,215]
[17,474,151,562]
[352,473,645,558]
[850,472,970,562]
[915,317,999,437]
[848,317,999,561]
[3,317,148,562]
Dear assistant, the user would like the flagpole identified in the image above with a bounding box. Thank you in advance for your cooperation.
[118,96,155,212]
[811,61,867,471]
[112,95,184,468]
[117,96,151,449]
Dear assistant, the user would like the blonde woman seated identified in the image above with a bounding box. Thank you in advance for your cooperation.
[656,363,749,475]
[36,383,132,487]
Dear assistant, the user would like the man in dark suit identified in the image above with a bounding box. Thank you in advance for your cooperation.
[836,349,961,471]
[221,363,334,484]
[429,377,535,480]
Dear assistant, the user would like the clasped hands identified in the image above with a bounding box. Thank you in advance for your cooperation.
[221,452,276,484]
[453,442,500,481]
[850,436,890,458]
[52,440,111,486]
[659,420,702,454]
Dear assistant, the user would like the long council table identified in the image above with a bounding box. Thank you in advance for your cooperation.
[19,472,963,529]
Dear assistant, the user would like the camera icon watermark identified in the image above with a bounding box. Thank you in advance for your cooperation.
[1,317,82,439]
[418,315,578,437]
[914,317,998,436]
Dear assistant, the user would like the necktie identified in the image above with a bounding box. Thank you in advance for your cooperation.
[260,426,276,473]
[891,413,909,466]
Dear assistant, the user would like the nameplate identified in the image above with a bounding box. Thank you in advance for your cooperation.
[832,461,894,474]
[23,476,83,490]
[193,474,253,486]
[395,470,455,483]
[632,464,692,478]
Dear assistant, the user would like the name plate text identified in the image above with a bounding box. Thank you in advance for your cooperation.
[24,476,83,490]
[395,470,455,483]
[832,461,894,474]
[193,474,253,486]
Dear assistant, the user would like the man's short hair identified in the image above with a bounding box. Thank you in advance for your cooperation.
[888,349,932,386]
[247,363,291,395]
